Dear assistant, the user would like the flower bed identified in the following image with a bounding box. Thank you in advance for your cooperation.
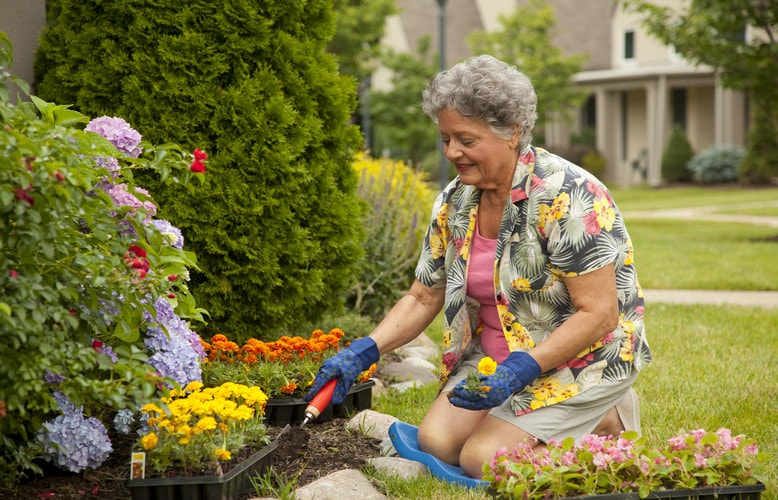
[484,428,767,499]
[134,382,270,477]
[200,329,376,399]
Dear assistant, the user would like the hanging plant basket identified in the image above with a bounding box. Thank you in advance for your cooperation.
[264,379,376,426]
[126,440,277,500]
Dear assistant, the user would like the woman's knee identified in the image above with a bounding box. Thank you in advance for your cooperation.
[417,418,461,465]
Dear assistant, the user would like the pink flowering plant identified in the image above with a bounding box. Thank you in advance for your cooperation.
[484,428,767,499]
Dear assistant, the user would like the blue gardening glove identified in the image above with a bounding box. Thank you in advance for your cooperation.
[304,337,380,405]
[448,351,542,410]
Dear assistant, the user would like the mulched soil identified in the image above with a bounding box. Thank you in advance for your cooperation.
[1,417,384,499]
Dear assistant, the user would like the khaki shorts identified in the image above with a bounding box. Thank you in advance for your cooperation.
[441,346,638,443]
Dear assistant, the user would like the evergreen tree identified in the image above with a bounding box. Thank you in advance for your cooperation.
[661,124,695,183]
[35,0,365,339]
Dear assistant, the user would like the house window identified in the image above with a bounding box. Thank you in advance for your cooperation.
[624,30,635,60]
[672,88,687,129]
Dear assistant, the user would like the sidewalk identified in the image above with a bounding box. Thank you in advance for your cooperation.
[644,289,778,309]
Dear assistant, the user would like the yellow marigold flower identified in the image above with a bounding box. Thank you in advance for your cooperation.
[141,433,158,450]
[214,448,232,461]
[184,381,204,393]
[140,403,164,415]
[477,356,497,376]
[194,416,217,433]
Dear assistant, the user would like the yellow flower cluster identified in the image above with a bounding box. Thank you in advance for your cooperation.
[137,381,269,475]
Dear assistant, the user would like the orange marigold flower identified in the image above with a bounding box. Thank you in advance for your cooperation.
[280,382,297,395]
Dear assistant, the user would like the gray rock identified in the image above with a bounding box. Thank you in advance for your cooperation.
[291,469,386,500]
[346,409,398,441]
[368,456,429,480]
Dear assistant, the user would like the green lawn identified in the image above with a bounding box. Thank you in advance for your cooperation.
[609,185,778,212]
[627,219,778,291]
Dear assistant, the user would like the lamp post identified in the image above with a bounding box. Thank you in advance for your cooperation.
[437,0,448,190]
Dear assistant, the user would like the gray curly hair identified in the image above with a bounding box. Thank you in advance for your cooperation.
[422,54,538,151]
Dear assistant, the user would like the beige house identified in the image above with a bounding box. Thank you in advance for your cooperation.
[380,0,749,186]
[3,0,749,187]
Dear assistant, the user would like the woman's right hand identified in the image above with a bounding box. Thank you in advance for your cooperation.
[304,337,379,405]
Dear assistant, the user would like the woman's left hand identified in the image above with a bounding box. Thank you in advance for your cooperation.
[448,351,541,410]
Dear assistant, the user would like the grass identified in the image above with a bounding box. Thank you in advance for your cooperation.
[364,186,777,498]
[608,185,778,212]
[627,219,778,290]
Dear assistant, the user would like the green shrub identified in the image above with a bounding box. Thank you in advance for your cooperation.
[349,153,436,320]
[739,103,778,184]
[687,145,745,184]
[34,0,365,341]
[582,150,607,178]
[661,124,695,183]
[1,34,205,485]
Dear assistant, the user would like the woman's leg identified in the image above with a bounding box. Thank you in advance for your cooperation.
[417,391,490,465]
[459,415,538,478]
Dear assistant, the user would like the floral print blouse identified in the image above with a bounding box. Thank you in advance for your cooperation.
[415,146,651,415]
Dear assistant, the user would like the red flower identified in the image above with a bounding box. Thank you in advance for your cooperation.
[127,244,147,257]
[124,245,150,278]
[193,148,208,161]
[190,148,207,173]
[9,270,18,279]
[190,159,206,173]
[14,187,34,206]
[92,339,104,352]
[167,274,178,281]
[53,171,65,183]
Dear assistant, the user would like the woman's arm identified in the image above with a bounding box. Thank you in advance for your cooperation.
[528,263,619,372]
[368,279,446,355]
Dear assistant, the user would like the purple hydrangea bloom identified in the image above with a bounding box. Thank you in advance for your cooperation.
[113,408,135,435]
[45,370,66,385]
[105,184,157,222]
[95,156,121,176]
[86,116,143,158]
[152,219,185,249]
[144,297,202,387]
[38,392,113,473]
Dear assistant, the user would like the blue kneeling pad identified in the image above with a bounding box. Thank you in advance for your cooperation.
[388,420,488,489]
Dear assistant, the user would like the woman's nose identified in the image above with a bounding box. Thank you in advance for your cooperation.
[444,141,462,160]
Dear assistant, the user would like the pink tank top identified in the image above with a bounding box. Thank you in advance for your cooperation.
[466,220,510,363]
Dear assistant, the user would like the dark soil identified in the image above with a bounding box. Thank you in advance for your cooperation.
[1,417,384,499]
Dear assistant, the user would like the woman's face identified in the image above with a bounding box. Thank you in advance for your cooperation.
[438,108,519,192]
